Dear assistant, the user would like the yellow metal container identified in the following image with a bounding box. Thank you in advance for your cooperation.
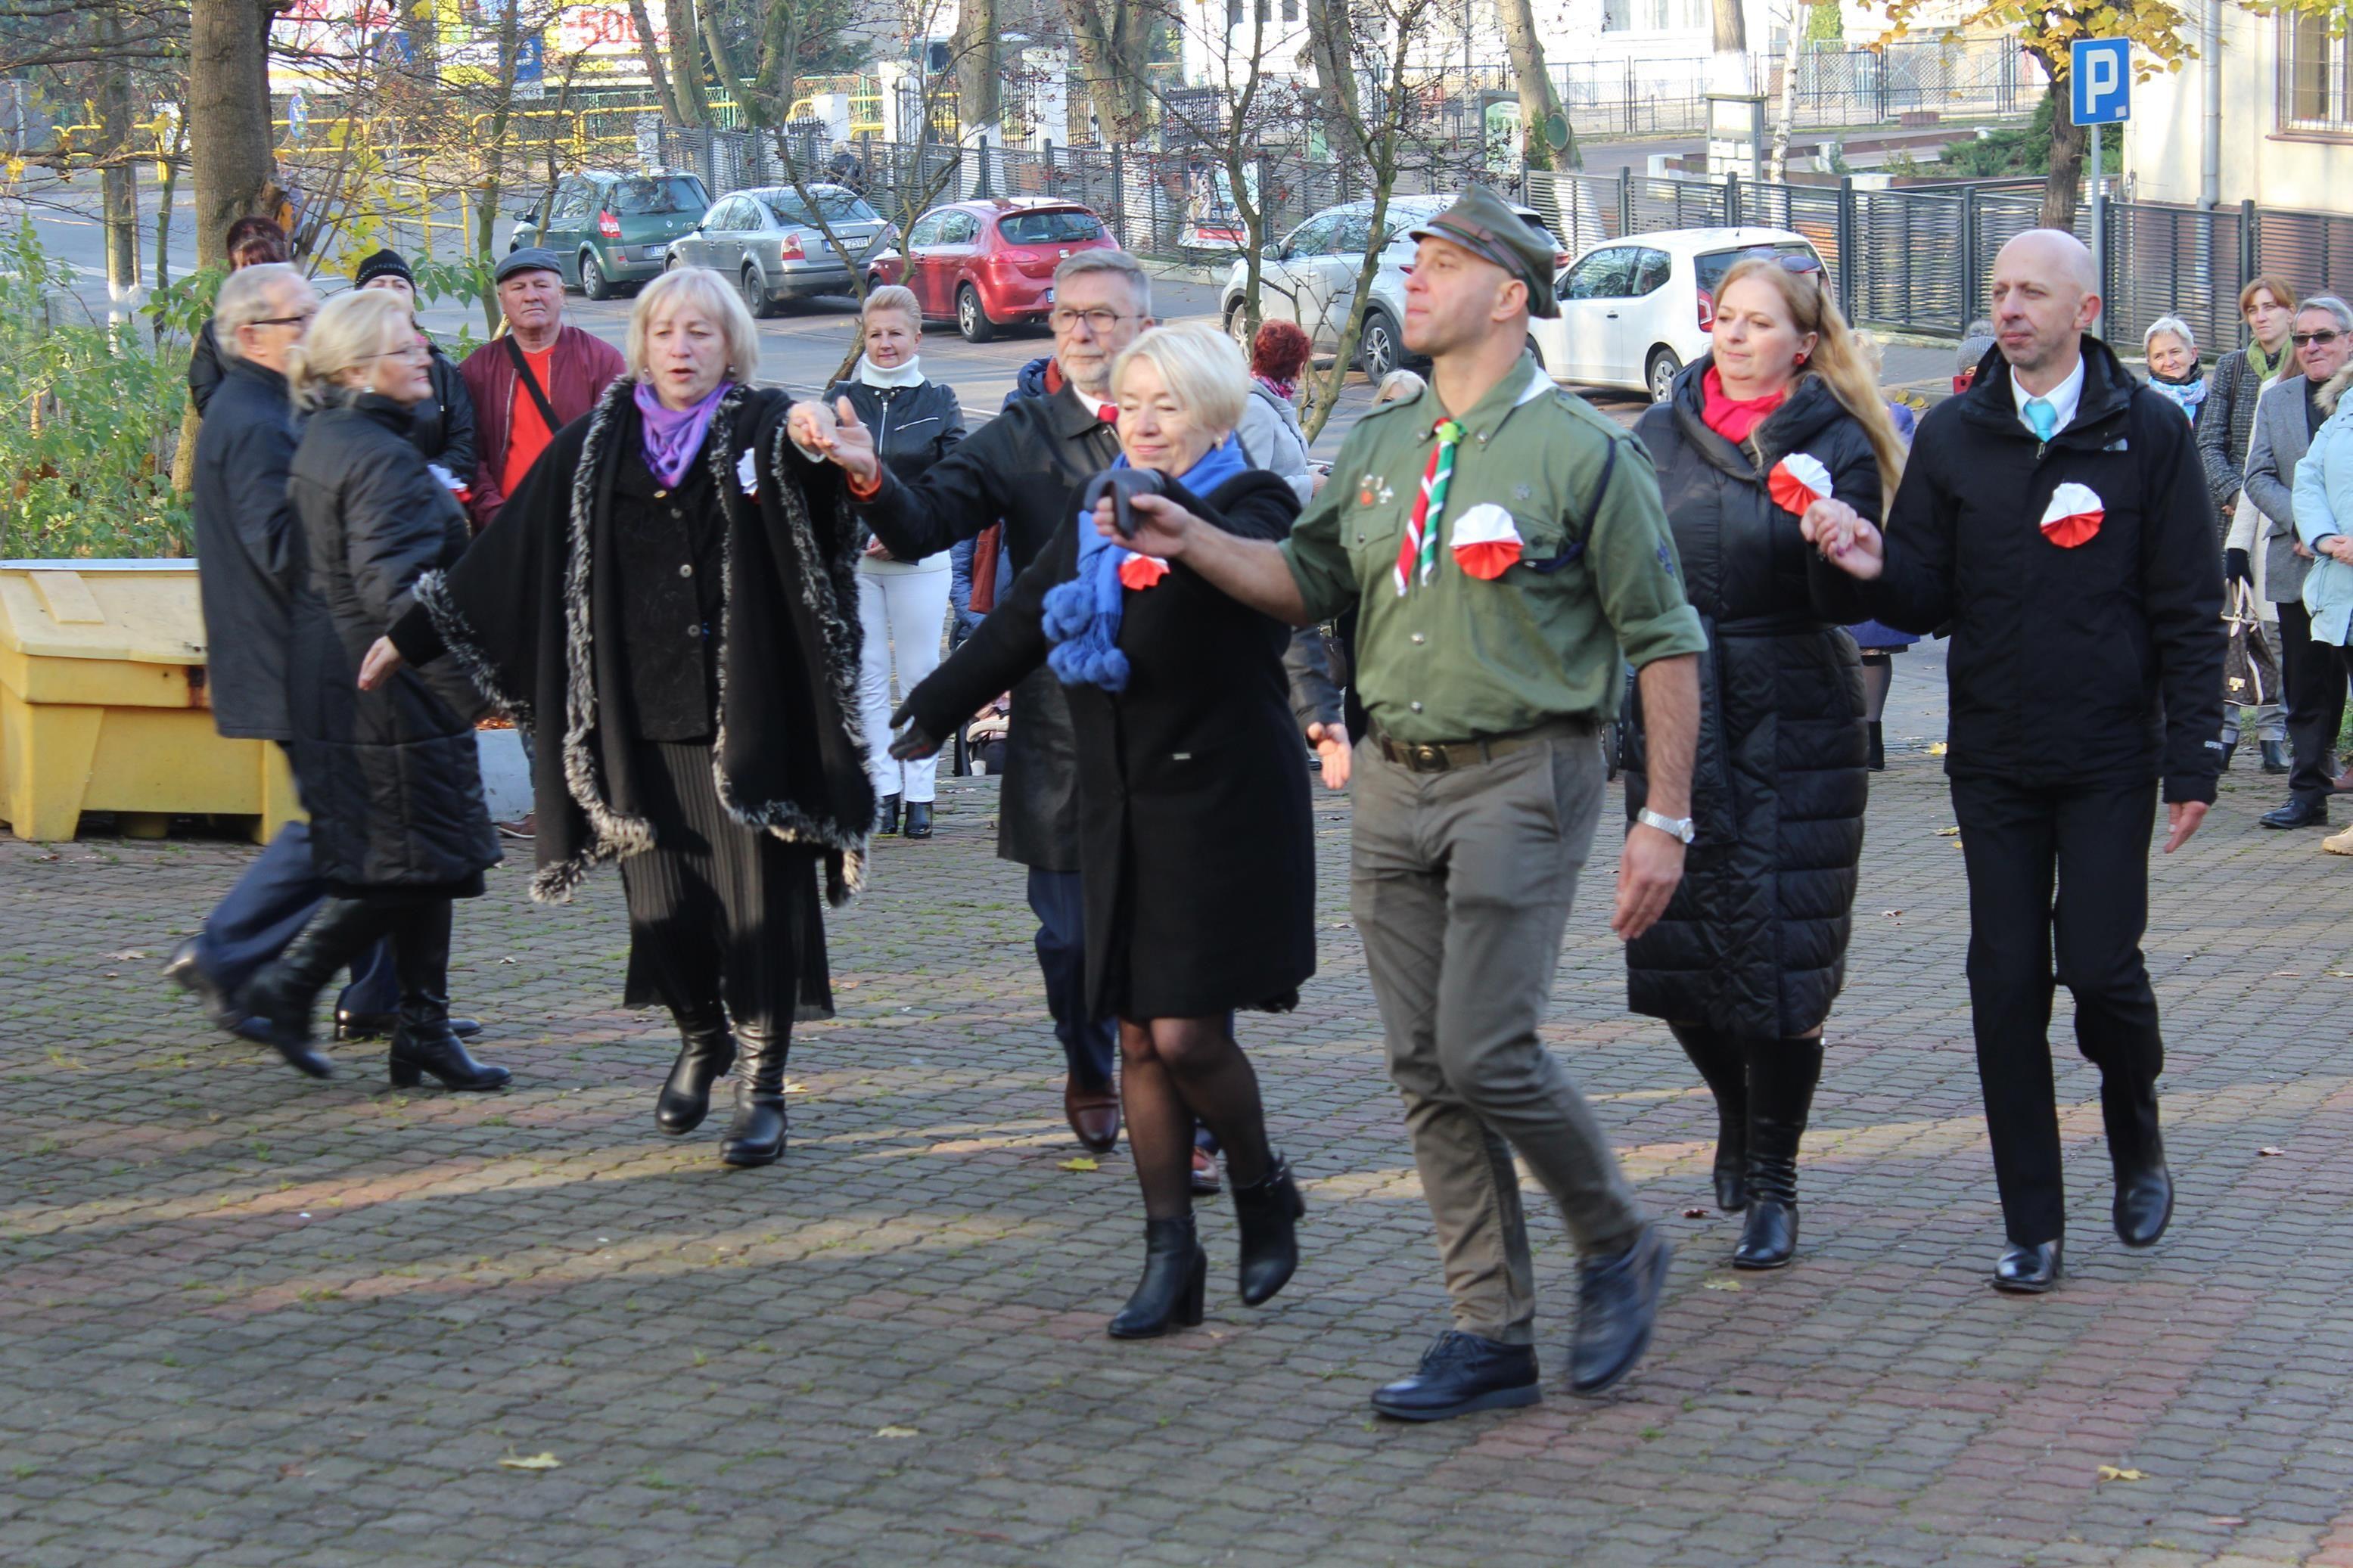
[0,560,300,843]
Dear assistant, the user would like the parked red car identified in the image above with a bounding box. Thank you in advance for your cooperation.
[867,198,1120,343]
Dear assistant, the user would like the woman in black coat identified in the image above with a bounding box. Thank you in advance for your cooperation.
[236,289,508,1089]
[1625,253,1902,1269]
[362,268,873,1170]
[891,323,1316,1339]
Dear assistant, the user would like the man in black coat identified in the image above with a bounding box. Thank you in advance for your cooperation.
[794,251,1149,1153]
[353,248,480,495]
[1805,230,2225,1294]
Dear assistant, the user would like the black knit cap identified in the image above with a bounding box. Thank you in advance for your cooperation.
[353,248,415,288]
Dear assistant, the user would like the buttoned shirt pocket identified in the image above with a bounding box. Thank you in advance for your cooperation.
[1508,510,1584,577]
[1341,480,1407,588]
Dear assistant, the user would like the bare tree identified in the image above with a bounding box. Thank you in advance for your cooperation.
[1709,0,1750,93]
[1497,0,1577,172]
[667,0,714,122]
[1064,0,1154,144]
[629,0,687,122]
[188,0,281,268]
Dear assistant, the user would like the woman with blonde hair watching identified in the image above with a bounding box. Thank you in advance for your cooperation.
[360,266,874,1168]
[237,287,508,1089]
[825,284,965,839]
[891,321,1316,1339]
[1624,250,1903,1270]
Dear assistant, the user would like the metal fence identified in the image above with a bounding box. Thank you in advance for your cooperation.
[1553,39,2028,139]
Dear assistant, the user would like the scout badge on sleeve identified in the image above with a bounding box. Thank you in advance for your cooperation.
[1394,419,1463,594]
[1449,502,1525,580]
[2040,482,2104,548]
[1767,452,1833,516]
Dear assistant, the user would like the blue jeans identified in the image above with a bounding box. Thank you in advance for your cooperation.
[197,820,395,1016]
[1026,867,1115,1088]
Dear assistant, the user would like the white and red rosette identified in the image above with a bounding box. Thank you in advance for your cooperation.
[2039,481,2104,548]
[1448,502,1524,581]
[1767,452,1834,517]
[1117,552,1170,590]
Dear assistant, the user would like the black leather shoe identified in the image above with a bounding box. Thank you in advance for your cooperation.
[656,1012,737,1135]
[1569,1222,1671,1394]
[875,793,901,835]
[2261,797,2330,829]
[1231,1153,1305,1306]
[163,939,246,1036]
[337,1009,480,1042]
[1108,1216,1207,1339]
[2115,1163,2174,1247]
[2261,740,2292,775]
[718,1024,789,1166]
[1992,1238,2062,1293]
[902,801,934,838]
[1370,1330,1540,1421]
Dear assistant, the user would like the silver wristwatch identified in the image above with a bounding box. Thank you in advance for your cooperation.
[1635,808,1697,845]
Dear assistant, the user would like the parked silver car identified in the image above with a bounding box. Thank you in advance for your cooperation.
[666,184,890,318]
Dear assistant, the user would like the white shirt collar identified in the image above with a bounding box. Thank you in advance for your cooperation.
[2012,352,2086,436]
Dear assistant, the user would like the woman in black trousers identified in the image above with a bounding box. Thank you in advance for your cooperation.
[882,322,1316,1337]
[240,288,507,1088]
[362,267,873,1166]
[1625,253,1903,1268]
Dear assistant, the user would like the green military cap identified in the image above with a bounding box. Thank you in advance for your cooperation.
[1407,185,1560,319]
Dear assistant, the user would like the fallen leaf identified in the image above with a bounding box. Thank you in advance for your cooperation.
[2097,1465,2148,1482]
[782,1080,807,1094]
[106,950,147,961]
[499,1452,562,1470]
[1681,1207,1709,1219]
[1926,741,1948,756]
[278,1461,306,1478]
[2259,1146,2285,1157]
[1880,909,1904,918]
[1702,1277,1742,1291]
[2208,1517,2246,1526]
[1935,826,1960,837]
[875,1425,919,1439]
[1058,1157,1099,1173]
[498,955,518,964]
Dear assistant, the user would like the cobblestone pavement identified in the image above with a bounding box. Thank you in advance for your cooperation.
[6,648,2353,1568]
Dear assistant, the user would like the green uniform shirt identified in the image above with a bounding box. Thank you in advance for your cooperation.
[1281,356,1707,744]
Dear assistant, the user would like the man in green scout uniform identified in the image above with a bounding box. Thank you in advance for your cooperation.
[1102,185,1706,1417]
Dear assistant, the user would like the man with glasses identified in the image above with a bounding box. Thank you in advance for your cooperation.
[792,249,1149,1153]
[2241,297,2353,830]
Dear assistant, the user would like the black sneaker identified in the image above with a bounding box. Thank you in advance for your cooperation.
[1568,1222,1671,1394]
[1369,1330,1540,1422]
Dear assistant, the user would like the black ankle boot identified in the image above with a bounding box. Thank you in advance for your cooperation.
[1108,1215,1207,1339]
[239,899,394,1078]
[718,1023,789,1166]
[1668,1022,1748,1211]
[2103,1079,2172,1247]
[657,1010,737,1134]
[1231,1153,1305,1306]
[1733,1038,1824,1269]
[384,901,510,1091]
[876,793,901,835]
[1867,720,1885,772]
[902,801,933,839]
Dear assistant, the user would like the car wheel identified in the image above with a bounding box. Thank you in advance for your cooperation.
[1225,301,1253,348]
[1646,347,1683,403]
[957,284,996,343]
[581,252,613,301]
[1357,310,1402,383]
[741,265,780,321]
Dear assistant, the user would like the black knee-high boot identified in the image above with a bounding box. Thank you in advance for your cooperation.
[1669,1022,1749,1211]
[240,898,398,1078]
[656,1007,737,1135]
[1733,1038,1825,1269]
[385,901,511,1091]
[718,1023,788,1166]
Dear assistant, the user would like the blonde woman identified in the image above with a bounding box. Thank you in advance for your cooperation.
[1626,251,1905,1270]
[361,267,873,1168]
[825,285,966,837]
[894,323,1314,1339]
[238,288,508,1089]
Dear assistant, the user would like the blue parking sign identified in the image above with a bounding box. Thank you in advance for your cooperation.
[2071,38,2132,126]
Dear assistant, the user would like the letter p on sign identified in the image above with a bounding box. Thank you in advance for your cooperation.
[2071,38,2132,126]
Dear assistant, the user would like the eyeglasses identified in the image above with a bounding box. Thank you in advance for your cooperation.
[251,313,316,328]
[1741,247,1824,276]
[2294,330,2342,347]
[1049,307,1136,334]
[359,343,432,364]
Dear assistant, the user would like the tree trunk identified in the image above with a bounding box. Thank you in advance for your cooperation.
[752,0,804,125]
[188,0,280,269]
[700,5,751,111]
[98,13,140,328]
[629,0,685,123]
[1709,0,1749,93]
[154,109,187,291]
[955,0,1002,134]
[1767,1,1804,182]
[1303,0,1360,137]
[1498,0,1574,172]
[1061,0,1149,144]
[2040,64,2087,230]
[473,0,527,334]
[667,0,712,123]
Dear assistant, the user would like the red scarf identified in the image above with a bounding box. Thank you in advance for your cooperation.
[1700,366,1789,444]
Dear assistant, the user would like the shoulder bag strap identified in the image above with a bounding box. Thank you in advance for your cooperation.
[505,333,561,430]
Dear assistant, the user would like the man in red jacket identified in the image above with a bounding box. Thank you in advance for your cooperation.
[458,247,626,531]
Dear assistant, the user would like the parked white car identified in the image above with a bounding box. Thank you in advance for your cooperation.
[1530,227,1826,402]
[1219,194,1568,382]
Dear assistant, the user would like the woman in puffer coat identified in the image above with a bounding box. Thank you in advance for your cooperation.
[236,288,507,1091]
[1624,253,1904,1270]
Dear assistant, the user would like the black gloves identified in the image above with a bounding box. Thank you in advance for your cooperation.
[887,700,942,762]
[2225,548,2252,587]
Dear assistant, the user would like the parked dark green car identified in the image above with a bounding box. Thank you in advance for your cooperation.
[509,171,712,300]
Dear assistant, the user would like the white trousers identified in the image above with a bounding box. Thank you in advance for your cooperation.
[856,567,953,803]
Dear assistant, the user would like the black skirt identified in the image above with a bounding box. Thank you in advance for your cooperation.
[618,740,833,1031]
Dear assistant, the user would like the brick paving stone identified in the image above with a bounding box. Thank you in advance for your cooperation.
[7,643,2353,1564]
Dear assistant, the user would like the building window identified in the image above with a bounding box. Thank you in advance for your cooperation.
[1227,0,1242,25]
[1602,0,1630,28]
[1282,0,1297,20]
[2280,12,2351,132]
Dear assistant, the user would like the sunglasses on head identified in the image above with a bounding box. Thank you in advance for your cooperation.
[1742,247,1824,275]
[2295,329,2342,347]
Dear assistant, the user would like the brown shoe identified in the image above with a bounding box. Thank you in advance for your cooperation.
[497,813,537,840]
[1065,1075,1121,1152]
[2333,768,2353,795]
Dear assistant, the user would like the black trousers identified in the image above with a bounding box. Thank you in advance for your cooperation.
[2277,600,2348,807]
[1949,775,2165,1247]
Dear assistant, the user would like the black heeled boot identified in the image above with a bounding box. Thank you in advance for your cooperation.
[718,1023,789,1166]
[239,899,396,1078]
[876,793,902,835]
[1867,720,1885,772]
[1108,1215,1207,1339]
[1733,1038,1823,1269]
[1668,1022,1748,1211]
[385,902,510,1091]
[1231,1153,1305,1306]
[656,1009,737,1134]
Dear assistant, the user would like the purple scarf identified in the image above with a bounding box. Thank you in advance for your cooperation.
[633,379,731,487]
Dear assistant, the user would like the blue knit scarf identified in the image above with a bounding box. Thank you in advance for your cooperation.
[1042,436,1249,692]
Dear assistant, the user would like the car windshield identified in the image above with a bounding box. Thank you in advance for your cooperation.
[1695,243,1819,295]
[999,210,1103,245]
[611,177,704,216]
[763,189,881,227]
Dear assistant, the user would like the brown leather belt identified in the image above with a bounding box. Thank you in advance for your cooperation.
[1370,716,1596,774]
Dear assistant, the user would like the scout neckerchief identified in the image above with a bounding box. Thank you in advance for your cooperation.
[1394,418,1463,595]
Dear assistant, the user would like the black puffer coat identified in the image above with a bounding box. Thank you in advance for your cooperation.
[284,395,499,895]
[1623,363,1878,1040]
